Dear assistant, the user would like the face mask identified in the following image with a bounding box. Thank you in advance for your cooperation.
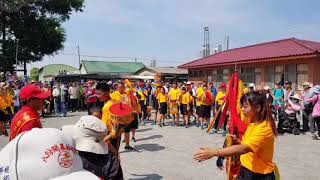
[291,99,298,104]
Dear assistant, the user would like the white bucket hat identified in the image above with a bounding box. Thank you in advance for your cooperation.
[62,115,108,155]
[263,86,271,90]
[0,128,99,180]
[248,83,255,88]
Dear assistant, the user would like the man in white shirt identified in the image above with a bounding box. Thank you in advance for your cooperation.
[68,83,78,112]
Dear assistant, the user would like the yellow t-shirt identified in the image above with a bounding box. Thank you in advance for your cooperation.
[180,92,190,105]
[196,91,203,106]
[110,91,127,103]
[215,91,226,105]
[6,92,13,105]
[240,120,275,174]
[101,100,114,132]
[137,89,147,101]
[0,95,7,110]
[196,87,203,95]
[157,93,167,103]
[189,96,194,105]
[168,88,181,101]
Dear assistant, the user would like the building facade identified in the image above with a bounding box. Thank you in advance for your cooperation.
[179,38,320,90]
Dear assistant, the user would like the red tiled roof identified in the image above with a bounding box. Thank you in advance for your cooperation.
[179,38,320,69]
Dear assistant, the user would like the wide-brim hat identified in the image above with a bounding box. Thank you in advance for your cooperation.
[290,94,302,101]
[62,115,108,155]
[302,82,311,87]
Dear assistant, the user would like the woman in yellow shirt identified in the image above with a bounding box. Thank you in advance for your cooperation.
[180,87,190,128]
[194,91,277,180]
[157,87,168,127]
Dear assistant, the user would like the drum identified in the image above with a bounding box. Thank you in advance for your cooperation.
[109,103,133,126]
[169,102,178,115]
[128,93,141,114]
[204,91,213,104]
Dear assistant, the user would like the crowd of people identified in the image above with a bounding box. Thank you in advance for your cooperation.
[0,75,319,179]
[0,78,320,139]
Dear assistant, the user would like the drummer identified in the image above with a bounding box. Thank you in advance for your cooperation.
[110,82,136,151]
[168,82,181,126]
[95,82,120,156]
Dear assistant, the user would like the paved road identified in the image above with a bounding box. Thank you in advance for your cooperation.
[1,112,320,180]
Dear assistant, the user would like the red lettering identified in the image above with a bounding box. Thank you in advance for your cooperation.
[60,143,66,150]
[51,145,60,153]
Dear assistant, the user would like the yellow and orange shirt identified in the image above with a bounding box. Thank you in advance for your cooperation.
[240,120,275,174]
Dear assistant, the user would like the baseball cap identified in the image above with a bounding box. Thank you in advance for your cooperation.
[219,82,226,89]
[62,115,108,155]
[284,81,292,85]
[0,128,99,180]
[20,84,51,100]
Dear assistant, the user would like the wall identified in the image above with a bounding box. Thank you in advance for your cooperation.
[187,56,319,89]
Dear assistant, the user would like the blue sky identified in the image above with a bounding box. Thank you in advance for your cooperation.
[29,0,320,71]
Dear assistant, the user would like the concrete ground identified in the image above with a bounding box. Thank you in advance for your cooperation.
[1,112,320,180]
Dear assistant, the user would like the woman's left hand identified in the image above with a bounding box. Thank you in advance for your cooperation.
[193,147,216,162]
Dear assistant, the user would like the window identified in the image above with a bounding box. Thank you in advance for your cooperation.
[239,67,259,84]
[285,64,297,88]
[297,64,308,72]
[194,71,198,77]
[296,64,308,90]
[275,65,284,73]
[255,74,261,86]
[199,70,204,77]
[189,71,193,77]
[264,65,274,87]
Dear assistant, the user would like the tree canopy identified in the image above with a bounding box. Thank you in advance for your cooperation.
[0,0,84,72]
[30,67,39,81]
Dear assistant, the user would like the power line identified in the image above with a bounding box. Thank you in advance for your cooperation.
[58,52,189,63]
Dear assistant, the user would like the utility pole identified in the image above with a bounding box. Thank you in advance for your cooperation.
[15,39,19,73]
[77,45,81,82]
[226,36,230,50]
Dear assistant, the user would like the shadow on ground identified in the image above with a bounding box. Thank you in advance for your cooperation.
[136,128,153,133]
[128,173,163,180]
[41,114,79,119]
[120,143,165,154]
[136,135,163,142]
[134,143,165,152]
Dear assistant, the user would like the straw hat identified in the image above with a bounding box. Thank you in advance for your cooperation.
[290,94,302,101]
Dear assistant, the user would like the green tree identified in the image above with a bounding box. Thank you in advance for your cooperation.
[30,67,39,81]
[0,0,84,72]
